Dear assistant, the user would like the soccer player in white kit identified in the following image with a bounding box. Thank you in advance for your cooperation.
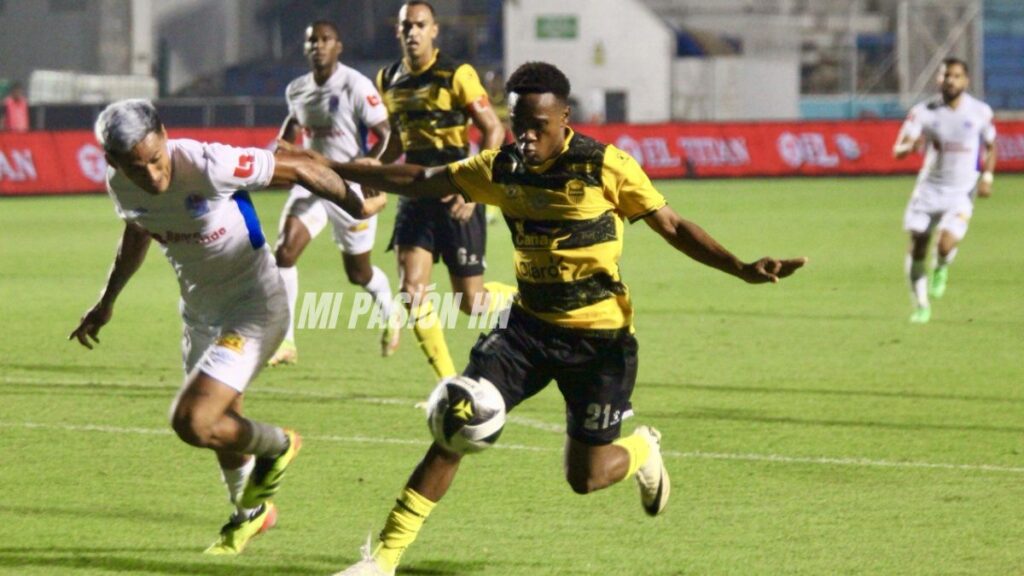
[268,21,397,366]
[893,57,997,324]
[69,99,366,555]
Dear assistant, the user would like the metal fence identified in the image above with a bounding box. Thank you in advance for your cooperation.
[30,97,289,131]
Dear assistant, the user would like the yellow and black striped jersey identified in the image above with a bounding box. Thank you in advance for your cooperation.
[448,129,667,331]
[376,50,487,166]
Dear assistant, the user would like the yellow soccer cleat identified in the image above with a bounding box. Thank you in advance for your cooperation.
[239,429,302,509]
[267,340,298,367]
[634,425,670,516]
[203,502,277,555]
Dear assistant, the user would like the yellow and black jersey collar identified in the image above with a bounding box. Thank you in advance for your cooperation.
[526,128,575,174]
[404,49,440,75]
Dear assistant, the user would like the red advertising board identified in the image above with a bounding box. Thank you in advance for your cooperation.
[3,122,1022,196]
[0,128,278,196]
[579,120,1024,179]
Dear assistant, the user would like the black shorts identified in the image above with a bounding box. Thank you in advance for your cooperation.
[463,306,639,445]
[390,197,487,278]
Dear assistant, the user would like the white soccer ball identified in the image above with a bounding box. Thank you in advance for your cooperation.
[426,376,506,454]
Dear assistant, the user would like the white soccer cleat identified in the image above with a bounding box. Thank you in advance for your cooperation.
[332,534,394,576]
[633,425,670,516]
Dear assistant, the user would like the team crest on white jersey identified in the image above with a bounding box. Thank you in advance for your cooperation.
[185,194,210,218]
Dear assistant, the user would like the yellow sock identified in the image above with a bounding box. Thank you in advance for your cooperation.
[411,301,456,379]
[373,487,437,570]
[613,432,652,480]
[482,281,517,313]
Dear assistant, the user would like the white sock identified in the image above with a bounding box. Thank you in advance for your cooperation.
[905,254,929,308]
[279,266,298,343]
[363,266,394,322]
[243,420,288,457]
[937,247,958,267]
[221,458,257,519]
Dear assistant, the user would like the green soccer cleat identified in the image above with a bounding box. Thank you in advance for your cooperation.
[929,266,948,299]
[267,340,298,367]
[332,534,395,576]
[203,502,277,555]
[909,306,932,324]
[239,429,302,509]
[633,425,671,516]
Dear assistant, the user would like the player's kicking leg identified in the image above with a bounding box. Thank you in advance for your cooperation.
[904,207,935,323]
[269,190,327,367]
[171,371,301,554]
[330,206,399,357]
[398,246,457,380]
[333,444,456,576]
[178,313,301,554]
[203,395,279,555]
[930,211,970,300]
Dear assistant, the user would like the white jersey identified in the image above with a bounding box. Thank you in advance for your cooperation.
[285,63,388,162]
[901,93,996,201]
[106,139,279,321]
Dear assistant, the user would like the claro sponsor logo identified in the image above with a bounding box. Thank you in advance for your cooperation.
[0,148,37,182]
[77,143,108,183]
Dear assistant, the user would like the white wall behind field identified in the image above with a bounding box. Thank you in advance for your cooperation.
[673,57,800,120]
[504,0,674,123]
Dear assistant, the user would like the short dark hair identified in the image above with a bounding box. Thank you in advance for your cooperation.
[505,62,571,103]
[942,57,969,75]
[403,1,435,17]
[309,20,340,38]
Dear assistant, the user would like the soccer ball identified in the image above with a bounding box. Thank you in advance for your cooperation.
[426,376,506,454]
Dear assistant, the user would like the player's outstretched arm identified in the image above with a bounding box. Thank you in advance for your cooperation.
[69,222,151,349]
[274,140,452,200]
[271,149,369,218]
[331,158,454,200]
[643,205,807,284]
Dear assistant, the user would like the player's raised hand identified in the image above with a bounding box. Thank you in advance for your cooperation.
[68,303,113,350]
[741,257,808,284]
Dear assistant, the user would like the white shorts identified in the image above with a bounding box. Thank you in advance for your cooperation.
[181,289,289,394]
[902,192,973,241]
[281,183,377,255]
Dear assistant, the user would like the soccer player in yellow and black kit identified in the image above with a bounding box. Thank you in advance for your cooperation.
[327,62,807,576]
[377,1,515,381]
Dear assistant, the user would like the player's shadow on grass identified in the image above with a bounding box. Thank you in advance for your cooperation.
[376,560,489,575]
[0,504,207,528]
[0,550,326,575]
[1,362,171,375]
[644,380,1024,405]
[641,406,1024,435]
[0,381,175,399]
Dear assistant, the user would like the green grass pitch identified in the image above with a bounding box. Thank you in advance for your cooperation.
[1,176,1022,575]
